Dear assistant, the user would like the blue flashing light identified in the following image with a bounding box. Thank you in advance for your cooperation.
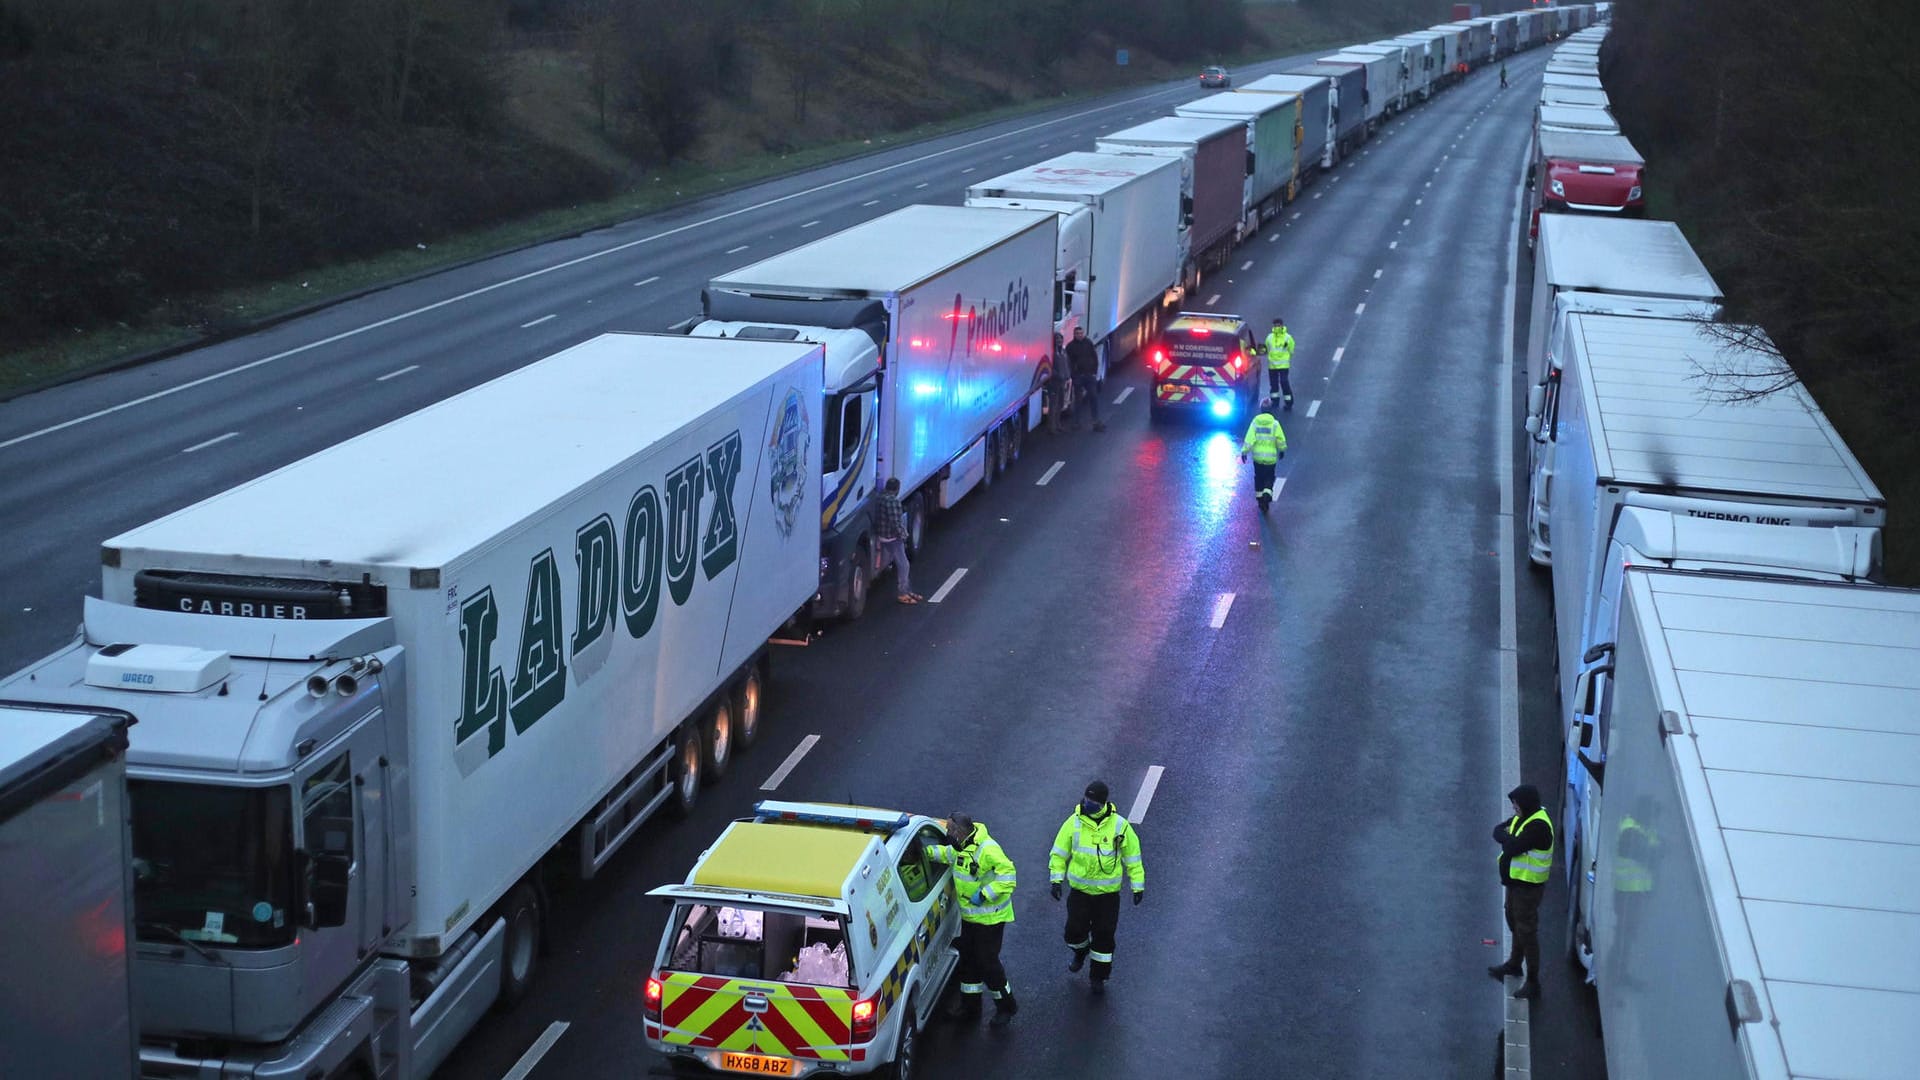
[1211,398,1233,418]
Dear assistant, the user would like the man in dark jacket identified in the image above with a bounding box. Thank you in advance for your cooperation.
[1064,326,1104,432]
[1488,783,1553,999]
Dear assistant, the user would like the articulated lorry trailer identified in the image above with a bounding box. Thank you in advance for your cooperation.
[1240,74,1334,179]
[966,151,1184,375]
[1571,569,1920,1080]
[696,203,1057,620]
[0,333,823,1077]
[1097,115,1251,279]
[1175,91,1301,234]
[0,704,137,1076]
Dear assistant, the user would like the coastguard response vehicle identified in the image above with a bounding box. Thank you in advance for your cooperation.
[645,802,960,1078]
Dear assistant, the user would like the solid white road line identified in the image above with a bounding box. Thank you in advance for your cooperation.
[375,365,418,382]
[725,244,749,254]
[520,314,556,328]
[182,432,238,453]
[760,734,821,792]
[502,1021,570,1080]
[1037,460,1066,486]
[1209,592,1236,629]
[1332,346,1346,365]
[1206,293,1221,306]
[1497,120,1532,1080]
[1306,399,1322,418]
[633,275,660,287]
[801,220,821,228]
[1114,386,1135,405]
[1127,766,1166,823]
[928,568,968,604]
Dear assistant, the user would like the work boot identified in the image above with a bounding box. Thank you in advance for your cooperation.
[989,993,1018,1028]
[1487,962,1523,981]
[1067,951,1086,973]
[1090,978,1107,996]
[1512,980,1541,1001]
[944,993,983,1022]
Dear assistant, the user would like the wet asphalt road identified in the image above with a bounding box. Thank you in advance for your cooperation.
[0,44,1610,1080]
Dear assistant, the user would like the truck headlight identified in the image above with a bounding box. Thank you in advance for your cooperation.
[1550,179,1565,197]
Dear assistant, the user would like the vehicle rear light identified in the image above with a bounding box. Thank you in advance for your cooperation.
[1231,352,1245,373]
[1190,327,1212,335]
[852,998,877,1043]
[644,976,664,1023]
[1149,348,1167,375]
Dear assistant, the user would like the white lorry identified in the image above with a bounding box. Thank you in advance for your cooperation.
[1322,50,1398,128]
[1096,115,1253,280]
[1535,312,1885,723]
[0,332,823,1078]
[696,204,1057,620]
[966,151,1184,377]
[1570,568,1920,1079]
[0,704,137,1076]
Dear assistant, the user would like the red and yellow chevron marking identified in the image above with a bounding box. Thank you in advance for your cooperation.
[655,974,855,1060]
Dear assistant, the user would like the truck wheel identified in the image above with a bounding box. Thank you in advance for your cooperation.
[1007,419,1024,464]
[904,496,926,558]
[886,993,920,1080]
[845,547,870,621]
[665,727,702,820]
[702,695,734,782]
[735,664,764,752]
[496,880,542,1009]
[980,430,998,487]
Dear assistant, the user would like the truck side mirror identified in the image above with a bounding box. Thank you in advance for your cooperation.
[1526,383,1545,419]
[1524,414,1541,436]
[307,853,351,929]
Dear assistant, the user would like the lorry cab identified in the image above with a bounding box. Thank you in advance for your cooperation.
[645,801,960,1078]
[1146,313,1258,423]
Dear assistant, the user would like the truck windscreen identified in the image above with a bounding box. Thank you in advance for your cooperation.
[129,780,296,949]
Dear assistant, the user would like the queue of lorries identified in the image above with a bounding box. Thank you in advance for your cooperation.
[0,8,1615,1080]
[1520,24,1919,1080]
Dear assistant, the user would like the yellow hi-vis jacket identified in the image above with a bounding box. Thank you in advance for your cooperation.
[1501,808,1554,884]
[1242,412,1288,465]
[927,822,1017,925]
[1265,327,1295,370]
[1048,804,1144,896]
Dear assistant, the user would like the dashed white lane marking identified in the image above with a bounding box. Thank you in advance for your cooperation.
[375,365,418,382]
[1306,399,1322,418]
[760,734,821,792]
[1241,260,1254,271]
[1209,591,1236,629]
[1206,293,1221,306]
[1354,302,1366,315]
[914,182,929,189]
[1128,766,1166,823]
[801,220,821,228]
[521,314,556,328]
[1273,477,1286,498]
[1293,211,1303,219]
[1313,192,1324,199]
[725,244,750,254]
[1114,386,1135,405]
[928,568,968,604]
[1037,460,1066,486]
[634,275,660,287]
[1003,154,1013,160]
[862,199,880,207]
[1332,346,1346,365]
[1039,142,1050,148]
[502,1021,570,1080]
[182,432,239,453]
[1270,233,1282,243]
[1404,217,1412,226]
[961,167,975,173]
[1389,241,1399,250]
[1373,268,1384,279]
[1416,198,1424,205]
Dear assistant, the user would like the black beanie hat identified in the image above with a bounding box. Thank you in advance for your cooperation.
[1084,780,1109,805]
[1507,784,1542,813]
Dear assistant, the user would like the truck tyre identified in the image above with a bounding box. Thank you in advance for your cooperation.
[904,495,926,558]
[735,664,765,752]
[702,695,734,782]
[666,727,702,820]
[886,993,920,1080]
[845,546,871,622]
[496,880,542,1010]
[1007,420,1023,464]
[980,429,998,487]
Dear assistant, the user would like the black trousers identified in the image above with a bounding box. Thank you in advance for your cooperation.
[956,920,1010,997]
[1073,374,1100,423]
[1267,367,1293,403]
[1253,461,1277,499]
[1064,889,1123,980]
[1504,882,1545,978]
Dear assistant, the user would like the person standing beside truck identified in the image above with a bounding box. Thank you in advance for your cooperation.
[1065,326,1104,432]
[1264,317,1295,411]
[1048,332,1067,434]
[1239,399,1288,515]
[1500,61,1508,89]
[874,477,922,605]
[1488,783,1553,1000]
[926,813,1020,1026]
[1048,780,1145,995]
